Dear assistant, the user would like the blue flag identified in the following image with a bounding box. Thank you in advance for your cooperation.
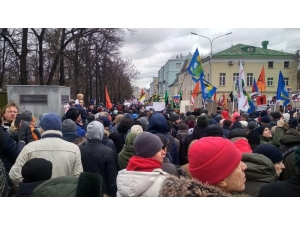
[252,77,259,92]
[200,78,217,101]
[276,70,290,106]
[187,48,204,83]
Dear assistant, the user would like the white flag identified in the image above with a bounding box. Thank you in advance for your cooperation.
[190,95,194,105]
[237,61,249,112]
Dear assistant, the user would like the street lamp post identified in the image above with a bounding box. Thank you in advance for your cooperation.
[191,32,232,83]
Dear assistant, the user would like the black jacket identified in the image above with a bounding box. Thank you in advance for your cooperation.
[15,180,45,197]
[258,174,300,197]
[79,139,118,197]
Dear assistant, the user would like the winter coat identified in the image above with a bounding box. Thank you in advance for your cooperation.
[9,130,83,188]
[62,132,78,143]
[31,172,103,197]
[260,127,284,147]
[0,159,8,197]
[117,168,168,197]
[159,176,239,197]
[279,128,300,181]
[258,173,300,197]
[118,132,138,170]
[147,113,180,165]
[79,139,118,197]
[241,153,278,196]
[101,135,116,153]
[161,157,178,177]
[75,104,88,123]
[14,180,45,197]
[222,126,230,139]
[75,122,86,137]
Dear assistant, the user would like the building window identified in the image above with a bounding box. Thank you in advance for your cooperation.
[284,77,289,86]
[284,61,290,68]
[246,73,253,86]
[268,61,274,68]
[267,78,273,86]
[219,73,226,86]
[233,73,239,84]
[176,63,181,69]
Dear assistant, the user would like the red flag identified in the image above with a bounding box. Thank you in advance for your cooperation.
[192,81,200,98]
[213,92,217,102]
[105,85,112,109]
[222,93,227,109]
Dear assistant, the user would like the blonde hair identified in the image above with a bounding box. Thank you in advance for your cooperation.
[114,114,124,124]
[77,93,84,100]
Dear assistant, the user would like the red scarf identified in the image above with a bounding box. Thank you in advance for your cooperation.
[126,156,162,172]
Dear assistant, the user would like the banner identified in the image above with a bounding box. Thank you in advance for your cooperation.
[256,95,266,105]
[292,94,300,101]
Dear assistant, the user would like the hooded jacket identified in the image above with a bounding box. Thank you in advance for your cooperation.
[241,153,278,196]
[118,132,138,170]
[279,128,300,181]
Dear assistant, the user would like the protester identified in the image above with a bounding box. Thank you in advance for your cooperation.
[9,113,83,189]
[116,132,168,197]
[118,132,139,170]
[229,128,252,153]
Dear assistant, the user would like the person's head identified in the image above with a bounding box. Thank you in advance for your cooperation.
[69,99,76,106]
[2,102,19,123]
[98,116,111,129]
[188,137,247,192]
[21,110,33,123]
[178,123,188,131]
[79,100,84,107]
[169,112,181,125]
[255,126,272,138]
[223,119,232,127]
[241,113,249,121]
[88,104,94,110]
[21,158,52,183]
[229,128,247,141]
[205,124,223,137]
[87,121,104,140]
[130,125,143,134]
[40,113,62,133]
[77,93,84,100]
[260,115,270,126]
[253,144,285,176]
[219,119,225,127]
[62,119,77,134]
[247,121,257,131]
[270,112,281,121]
[65,108,81,122]
[196,115,209,128]
[155,133,170,153]
[133,131,165,163]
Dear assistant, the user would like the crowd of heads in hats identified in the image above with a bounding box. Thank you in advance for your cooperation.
[1,94,300,197]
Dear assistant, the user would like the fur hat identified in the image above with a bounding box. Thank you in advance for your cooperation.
[40,113,62,131]
[65,108,80,121]
[239,121,248,128]
[130,125,143,134]
[169,113,180,122]
[21,110,32,122]
[87,121,104,140]
[255,126,266,135]
[188,137,242,185]
[133,132,163,158]
[229,128,247,139]
[62,119,77,133]
[253,144,283,164]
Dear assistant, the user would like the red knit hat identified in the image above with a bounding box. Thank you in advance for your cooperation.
[188,137,242,185]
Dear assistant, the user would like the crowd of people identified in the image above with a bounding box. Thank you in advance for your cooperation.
[1,93,300,197]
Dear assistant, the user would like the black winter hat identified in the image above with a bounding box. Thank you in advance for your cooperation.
[260,115,271,123]
[270,112,281,120]
[260,110,268,118]
[205,124,223,137]
[155,133,170,149]
[22,158,52,183]
[255,126,266,135]
[246,130,261,146]
[169,113,180,122]
[196,115,209,128]
[253,144,283,164]
[229,128,247,139]
[247,121,257,130]
[65,108,80,121]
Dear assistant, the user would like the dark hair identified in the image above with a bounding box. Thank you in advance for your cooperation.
[223,119,232,127]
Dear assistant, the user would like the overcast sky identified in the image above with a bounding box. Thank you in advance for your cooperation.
[120,28,300,89]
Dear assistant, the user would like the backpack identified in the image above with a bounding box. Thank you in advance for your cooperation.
[282,145,300,159]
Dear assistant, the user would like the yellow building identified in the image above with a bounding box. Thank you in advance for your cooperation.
[178,41,299,110]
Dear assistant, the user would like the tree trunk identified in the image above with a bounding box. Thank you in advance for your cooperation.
[74,36,79,93]
[0,38,6,89]
[59,28,66,86]
[20,28,28,85]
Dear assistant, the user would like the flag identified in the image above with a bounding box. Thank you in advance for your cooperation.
[140,88,145,98]
[190,95,194,105]
[276,70,290,106]
[191,81,200,98]
[222,93,227,109]
[138,94,146,104]
[200,78,217,101]
[237,61,250,112]
[257,65,266,92]
[179,90,182,100]
[105,85,112,109]
[252,77,259,92]
[172,99,176,108]
[187,48,204,83]
[213,92,217,102]
[164,90,169,106]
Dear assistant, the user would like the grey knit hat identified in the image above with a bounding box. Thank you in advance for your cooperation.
[62,119,77,133]
[169,113,180,122]
[133,132,163,158]
[21,110,33,122]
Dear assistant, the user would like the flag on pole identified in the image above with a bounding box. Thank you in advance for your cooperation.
[140,88,145,98]
[105,85,113,109]
[164,90,169,106]
[187,48,204,83]
[192,81,200,98]
[237,61,250,112]
[179,90,182,100]
[222,93,227,109]
[213,92,217,102]
[257,65,266,92]
[276,70,290,106]
[138,94,146,104]
[200,78,217,101]
[252,77,259,92]
[190,95,194,105]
